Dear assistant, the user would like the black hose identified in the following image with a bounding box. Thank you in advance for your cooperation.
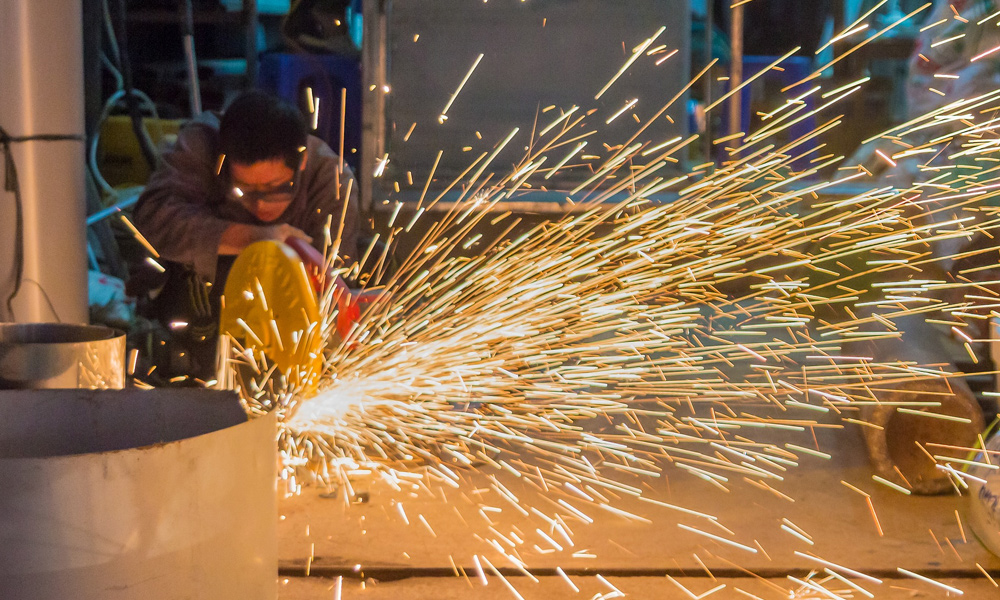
[1,128,84,318]
[112,0,158,171]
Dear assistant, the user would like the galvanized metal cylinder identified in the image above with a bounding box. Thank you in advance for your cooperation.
[0,389,278,600]
[968,427,1000,558]
[0,323,125,389]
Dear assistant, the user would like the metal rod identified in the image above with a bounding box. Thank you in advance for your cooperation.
[728,2,743,137]
[180,0,202,116]
[703,0,714,162]
[244,0,258,88]
[361,0,388,213]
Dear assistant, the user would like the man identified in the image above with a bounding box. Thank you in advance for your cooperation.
[135,89,359,282]
[133,90,360,378]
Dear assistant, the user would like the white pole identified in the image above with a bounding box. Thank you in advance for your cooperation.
[0,0,88,324]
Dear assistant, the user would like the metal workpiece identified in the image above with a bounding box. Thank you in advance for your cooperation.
[968,428,1000,558]
[0,323,125,390]
[0,389,278,600]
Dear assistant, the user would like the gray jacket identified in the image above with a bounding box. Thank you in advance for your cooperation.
[133,112,360,283]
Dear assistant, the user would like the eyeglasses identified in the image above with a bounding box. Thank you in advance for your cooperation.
[227,176,298,205]
[220,156,304,205]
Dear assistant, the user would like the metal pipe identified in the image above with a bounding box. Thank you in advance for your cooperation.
[0,323,124,389]
[843,313,986,495]
[361,0,389,213]
[112,0,158,171]
[245,0,259,88]
[85,190,140,226]
[0,389,278,599]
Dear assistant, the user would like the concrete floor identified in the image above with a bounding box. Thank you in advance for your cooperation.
[274,414,1000,599]
[278,576,1000,599]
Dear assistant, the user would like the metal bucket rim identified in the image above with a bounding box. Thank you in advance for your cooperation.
[0,323,123,345]
[0,389,254,459]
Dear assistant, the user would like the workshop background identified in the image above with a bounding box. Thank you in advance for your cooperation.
[4,1,1000,599]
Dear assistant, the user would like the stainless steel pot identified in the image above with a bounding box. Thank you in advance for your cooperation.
[0,323,125,389]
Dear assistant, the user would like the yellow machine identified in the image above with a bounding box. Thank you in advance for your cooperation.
[218,239,384,393]
[218,240,325,392]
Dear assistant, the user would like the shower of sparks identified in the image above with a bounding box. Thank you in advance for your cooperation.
[440,53,485,124]
[211,7,1000,599]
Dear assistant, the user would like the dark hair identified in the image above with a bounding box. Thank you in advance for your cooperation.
[219,90,308,168]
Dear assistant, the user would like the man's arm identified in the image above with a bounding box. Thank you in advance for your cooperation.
[218,222,312,255]
[133,124,311,280]
[133,123,232,281]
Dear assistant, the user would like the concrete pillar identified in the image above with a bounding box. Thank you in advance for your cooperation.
[0,0,88,323]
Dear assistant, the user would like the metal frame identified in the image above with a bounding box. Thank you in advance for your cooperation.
[360,0,389,214]
[244,0,258,89]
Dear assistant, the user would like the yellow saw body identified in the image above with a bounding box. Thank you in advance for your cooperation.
[219,241,324,392]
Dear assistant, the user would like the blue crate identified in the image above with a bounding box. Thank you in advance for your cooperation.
[721,55,818,170]
[258,52,362,170]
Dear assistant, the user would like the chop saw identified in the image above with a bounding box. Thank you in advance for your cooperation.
[217,238,383,393]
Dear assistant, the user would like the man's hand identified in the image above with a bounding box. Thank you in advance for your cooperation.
[219,222,313,255]
[256,223,313,245]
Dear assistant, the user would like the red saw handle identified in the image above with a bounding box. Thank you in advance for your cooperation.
[285,237,339,294]
[285,237,357,340]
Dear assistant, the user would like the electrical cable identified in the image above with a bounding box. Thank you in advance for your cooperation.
[90,0,160,202]
[89,88,160,198]
[102,0,121,68]
[1,127,84,318]
[101,53,124,91]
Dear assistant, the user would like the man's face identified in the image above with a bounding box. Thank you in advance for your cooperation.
[228,158,298,222]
